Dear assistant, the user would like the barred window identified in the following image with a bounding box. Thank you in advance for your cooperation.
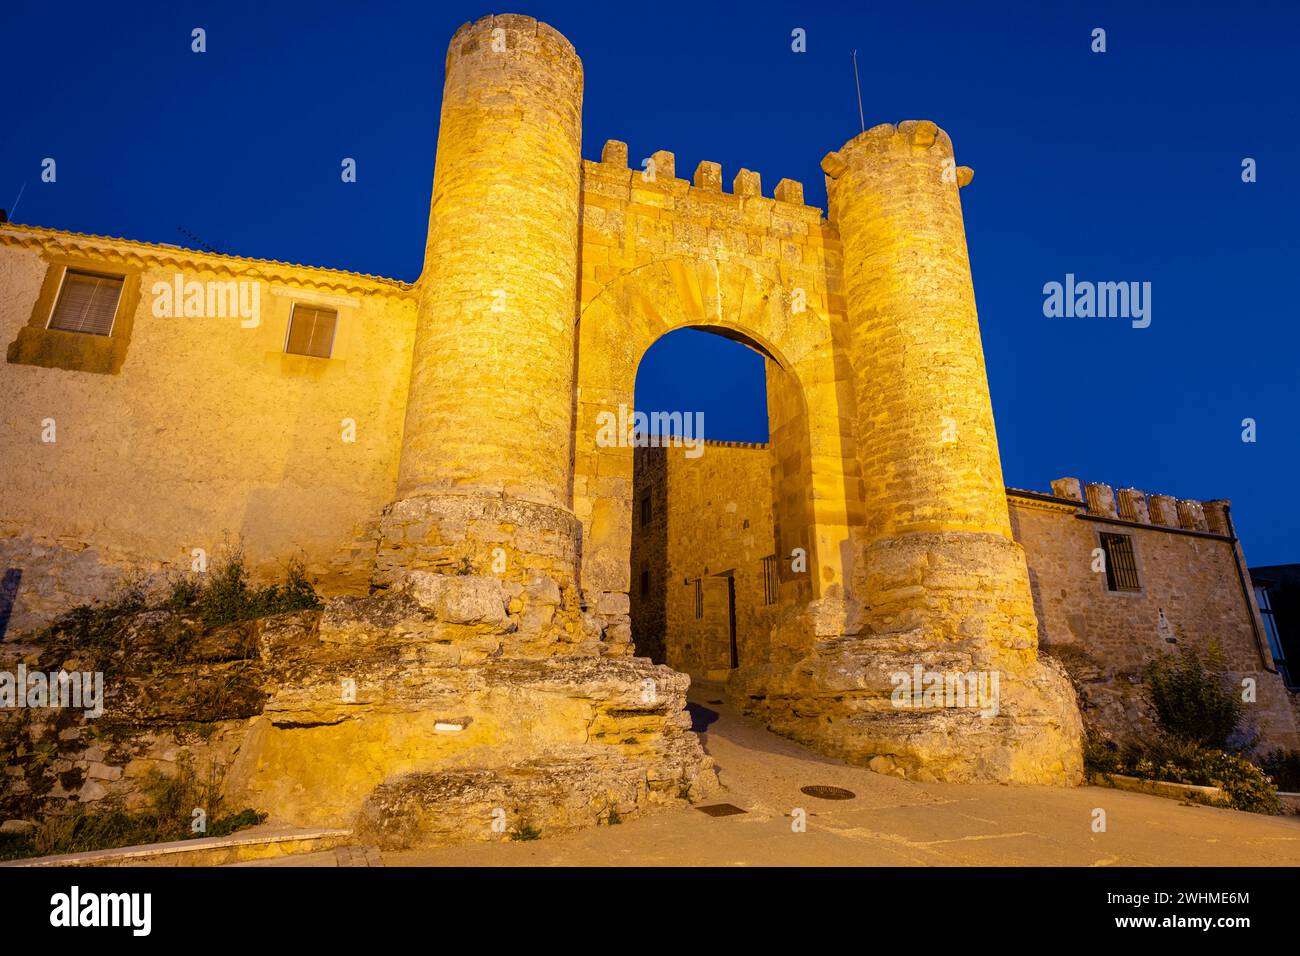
[693,578,703,618]
[762,554,779,605]
[285,304,337,358]
[640,495,651,528]
[1100,533,1140,592]
[47,269,124,336]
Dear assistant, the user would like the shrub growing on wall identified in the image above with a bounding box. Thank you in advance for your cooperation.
[1259,749,1300,793]
[1144,643,1244,750]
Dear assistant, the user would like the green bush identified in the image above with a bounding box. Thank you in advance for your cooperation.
[1145,643,1244,749]
[1082,727,1122,779]
[197,550,319,628]
[162,575,203,611]
[1259,749,1300,793]
[0,755,267,861]
[1109,737,1280,814]
[1085,645,1281,814]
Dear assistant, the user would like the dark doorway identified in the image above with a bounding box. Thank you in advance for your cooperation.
[725,573,738,668]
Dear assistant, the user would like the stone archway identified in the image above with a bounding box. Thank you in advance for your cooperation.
[571,256,861,658]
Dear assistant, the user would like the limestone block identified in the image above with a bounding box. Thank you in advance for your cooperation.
[524,574,563,607]
[732,168,761,197]
[78,780,110,802]
[404,571,507,627]
[774,178,804,204]
[1085,483,1118,518]
[86,762,123,782]
[694,161,722,191]
[1117,488,1150,523]
[648,149,676,180]
[595,590,630,617]
[1149,494,1179,526]
[1176,499,1208,532]
[1051,477,1083,502]
[601,139,628,167]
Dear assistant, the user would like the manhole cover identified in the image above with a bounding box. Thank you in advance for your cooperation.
[696,803,747,817]
[799,785,856,801]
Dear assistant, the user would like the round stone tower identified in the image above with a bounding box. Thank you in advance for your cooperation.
[814,122,1083,784]
[823,120,1036,664]
[375,14,585,592]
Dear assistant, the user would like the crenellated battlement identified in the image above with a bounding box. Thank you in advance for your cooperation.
[1024,477,1235,536]
[587,138,820,215]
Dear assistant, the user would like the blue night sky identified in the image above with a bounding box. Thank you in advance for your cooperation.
[4,1,1297,564]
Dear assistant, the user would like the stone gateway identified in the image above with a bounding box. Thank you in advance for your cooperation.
[36,12,1300,845]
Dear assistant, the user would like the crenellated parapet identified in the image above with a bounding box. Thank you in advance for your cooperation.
[1020,477,1236,537]
[590,138,816,213]
[576,137,841,323]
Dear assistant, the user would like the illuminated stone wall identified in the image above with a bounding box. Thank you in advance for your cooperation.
[0,13,1091,786]
[630,442,779,682]
[0,228,416,635]
[1009,481,1300,750]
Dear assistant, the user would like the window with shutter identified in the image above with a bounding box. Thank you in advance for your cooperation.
[285,304,337,358]
[8,259,140,374]
[47,270,124,336]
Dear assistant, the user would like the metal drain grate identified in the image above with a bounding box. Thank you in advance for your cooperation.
[799,785,856,801]
[696,803,747,817]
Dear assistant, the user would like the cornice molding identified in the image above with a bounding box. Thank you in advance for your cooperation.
[0,224,416,301]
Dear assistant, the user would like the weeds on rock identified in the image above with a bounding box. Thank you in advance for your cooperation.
[0,754,266,861]
[509,820,541,841]
[34,582,148,674]
[196,549,319,628]
[34,549,320,675]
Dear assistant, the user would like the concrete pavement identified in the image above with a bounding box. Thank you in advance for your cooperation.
[363,688,1300,867]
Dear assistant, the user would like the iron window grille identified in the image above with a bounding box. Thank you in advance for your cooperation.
[1100,532,1141,592]
[762,554,779,605]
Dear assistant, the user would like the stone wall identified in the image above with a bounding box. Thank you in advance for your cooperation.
[629,446,669,662]
[0,227,418,636]
[1008,480,1299,751]
[572,140,860,625]
[0,15,1089,788]
[630,442,779,682]
[0,570,715,846]
[637,442,1300,755]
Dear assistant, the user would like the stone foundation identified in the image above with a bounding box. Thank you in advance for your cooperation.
[2,568,715,849]
[861,532,1044,665]
[730,633,1083,785]
[375,493,580,589]
[727,531,1085,785]
[374,491,635,658]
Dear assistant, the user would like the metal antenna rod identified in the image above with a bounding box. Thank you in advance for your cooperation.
[851,50,865,133]
[8,182,27,222]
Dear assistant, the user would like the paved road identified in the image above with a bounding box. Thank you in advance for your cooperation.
[247,687,1300,867]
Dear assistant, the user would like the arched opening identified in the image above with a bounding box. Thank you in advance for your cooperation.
[571,256,858,684]
[627,326,816,682]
